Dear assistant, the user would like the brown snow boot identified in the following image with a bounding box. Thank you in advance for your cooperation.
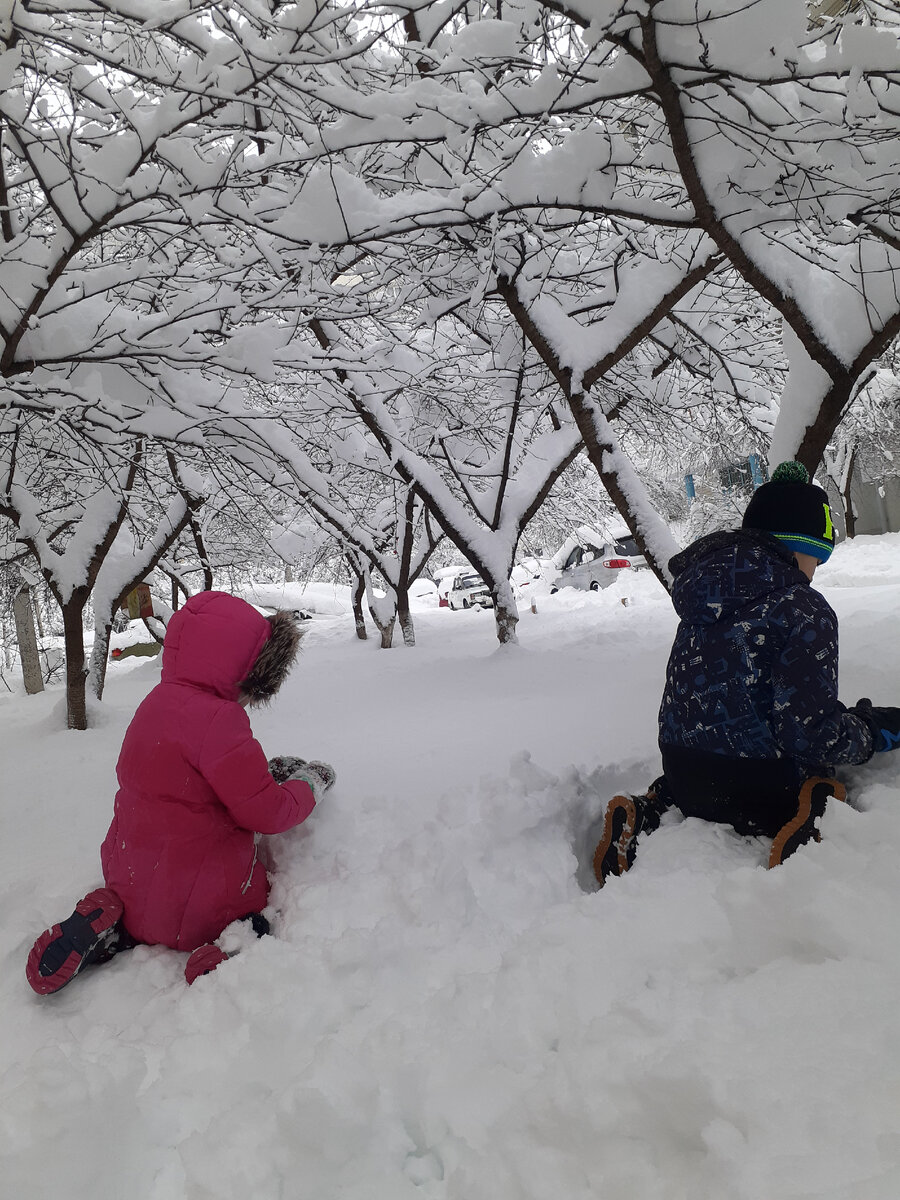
[592,778,670,888]
[768,776,847,869]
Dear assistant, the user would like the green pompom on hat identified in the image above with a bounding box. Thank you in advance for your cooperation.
[742,460,835,563]
[769,461,810,485]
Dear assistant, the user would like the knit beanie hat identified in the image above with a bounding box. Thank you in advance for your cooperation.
[742,461,835,562]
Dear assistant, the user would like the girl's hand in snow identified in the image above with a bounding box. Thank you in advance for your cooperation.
[303,761,336,793]
[268,755,307,783]
[286,760,336,805]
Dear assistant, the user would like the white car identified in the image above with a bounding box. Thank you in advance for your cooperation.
[440,569,494,610]
[550,532,647,593]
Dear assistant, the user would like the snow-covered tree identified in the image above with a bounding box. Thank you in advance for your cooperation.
[283,309,584,645]
[821,369,900,537]
[4,0,898,682]
[0,427,202,726]
[0,2,380,710]
[247,0,899,583]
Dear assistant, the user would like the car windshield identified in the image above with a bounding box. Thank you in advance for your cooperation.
[459,574,484,589]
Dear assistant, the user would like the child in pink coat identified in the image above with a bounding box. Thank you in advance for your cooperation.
[26,591,333,992]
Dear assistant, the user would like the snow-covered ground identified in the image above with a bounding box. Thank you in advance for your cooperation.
[3,535,900,1200]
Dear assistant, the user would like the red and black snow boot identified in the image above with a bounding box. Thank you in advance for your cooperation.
[768,776,846,869]
[184,912,271,985]
[184,943,229,985]
[26,888,125,995]
[592,779,670,888]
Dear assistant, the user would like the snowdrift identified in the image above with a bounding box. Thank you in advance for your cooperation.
[2,537,900,1200]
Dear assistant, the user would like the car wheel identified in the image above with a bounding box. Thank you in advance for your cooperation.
[589,580,600,592]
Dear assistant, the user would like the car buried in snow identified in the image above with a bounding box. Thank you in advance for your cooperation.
[434,565,495,610]
[549,529,647,593]
[511,555,556,600]
[447,571,494,610]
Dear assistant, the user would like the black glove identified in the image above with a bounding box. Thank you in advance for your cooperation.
[849,699,900,753]
[268,755,307,784]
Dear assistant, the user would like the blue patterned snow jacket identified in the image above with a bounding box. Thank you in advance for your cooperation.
[658,528,872,775]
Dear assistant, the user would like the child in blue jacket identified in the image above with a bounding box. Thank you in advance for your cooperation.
[593,462,900,885]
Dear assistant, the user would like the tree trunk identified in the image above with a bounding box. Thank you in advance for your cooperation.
[396,585,415,647]
[2,614,14,670]
[88,618,111,702]
[163,569,190,612]
[394,487,418,648]
[13,586,44,695]
[363,569,398,649]
[61,592,90,730]
[792,378,856,478]
[844,496,856,539]
[488,575,520,645]
[32,591,45,638]
[843,446,858,539]
[463,558,520,647]
[493,599,519,645]
[367,598,397,649]
[351,572,367,640]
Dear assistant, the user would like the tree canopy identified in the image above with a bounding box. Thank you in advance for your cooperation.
[1,0,898,722]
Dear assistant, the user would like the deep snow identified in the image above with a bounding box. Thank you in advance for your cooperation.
[2,536,900,1200]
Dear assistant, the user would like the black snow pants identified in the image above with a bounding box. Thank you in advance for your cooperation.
[659,743,820,838]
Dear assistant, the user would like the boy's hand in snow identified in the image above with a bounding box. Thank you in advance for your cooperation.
[850,699,900,753]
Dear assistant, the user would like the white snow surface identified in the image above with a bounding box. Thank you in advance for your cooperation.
[4,536,900,1200]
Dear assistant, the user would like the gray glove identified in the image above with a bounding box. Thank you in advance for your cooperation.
[286,760,336,804]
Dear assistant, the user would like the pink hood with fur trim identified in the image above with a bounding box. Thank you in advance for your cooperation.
[101,592,315,951]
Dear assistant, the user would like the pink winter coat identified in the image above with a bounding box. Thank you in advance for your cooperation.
[100,592,315,951]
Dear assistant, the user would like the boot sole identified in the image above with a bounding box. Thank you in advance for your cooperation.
[768,777,847,869]
[26,888,123,996]
[592,795,638,887]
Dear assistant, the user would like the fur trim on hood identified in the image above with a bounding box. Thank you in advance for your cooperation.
[239,610,302,706]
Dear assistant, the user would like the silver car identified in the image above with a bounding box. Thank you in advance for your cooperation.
[550,533,646,593]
